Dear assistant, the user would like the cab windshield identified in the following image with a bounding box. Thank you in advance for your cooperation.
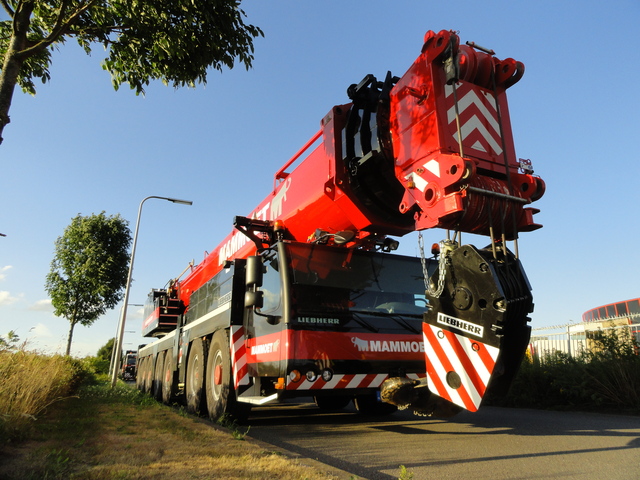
[285,243,429,316]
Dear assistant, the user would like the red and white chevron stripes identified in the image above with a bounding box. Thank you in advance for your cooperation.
[423,321,499,412]
[230,326,249,388]
[445,82,502,157]
[286,372,425,391]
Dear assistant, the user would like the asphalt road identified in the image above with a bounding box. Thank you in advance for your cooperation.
[246,401,640,480]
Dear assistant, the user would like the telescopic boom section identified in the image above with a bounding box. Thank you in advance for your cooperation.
[178,29,544,305]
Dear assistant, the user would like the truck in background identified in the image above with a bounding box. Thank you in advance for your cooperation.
[121,350,137,381]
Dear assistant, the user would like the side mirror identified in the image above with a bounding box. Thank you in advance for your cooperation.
[244,290,264,309]
[245,256,264,309]
[246,256,263,288]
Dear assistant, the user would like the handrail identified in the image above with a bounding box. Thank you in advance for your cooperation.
[274,129,323,188]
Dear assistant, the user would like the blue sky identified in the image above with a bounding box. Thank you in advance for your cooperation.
[1,1,639,356]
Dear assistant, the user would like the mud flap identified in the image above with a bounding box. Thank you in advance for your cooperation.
[422,243,532,412]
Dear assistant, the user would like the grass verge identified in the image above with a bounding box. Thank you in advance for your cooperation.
[0,380,341,479]
[0,347,88,442]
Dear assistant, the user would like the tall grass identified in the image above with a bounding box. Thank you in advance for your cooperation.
[500,328,640,412]
[0,342,90,442]
[1,377,339,479]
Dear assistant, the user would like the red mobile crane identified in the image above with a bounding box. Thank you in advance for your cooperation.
[136,30,545,421]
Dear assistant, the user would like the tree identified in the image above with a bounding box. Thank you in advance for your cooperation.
[45,212,131,356]
[96,336,114,361]
[0,1,263,144]
[92,336,114,374]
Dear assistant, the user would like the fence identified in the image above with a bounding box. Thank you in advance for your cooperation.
[529,317,640,363]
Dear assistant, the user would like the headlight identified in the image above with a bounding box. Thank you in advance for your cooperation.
[321,369,333,382]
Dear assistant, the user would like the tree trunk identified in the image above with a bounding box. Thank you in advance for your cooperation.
[66,320,76,356]
[0,1,35,145]
[0,48,24,145]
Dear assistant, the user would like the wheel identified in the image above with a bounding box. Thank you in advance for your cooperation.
[143,357,153,394]
[354,393,398,416]
[152,352,165,401]
[135,358,144,391]
[205,330,251,423]
[314,395,352,411]
[186,337,207,415]
[162,350,176,404]
[139,357,150,393]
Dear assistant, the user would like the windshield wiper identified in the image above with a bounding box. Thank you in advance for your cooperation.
[387,314,421,335]
[350,310,421,334]
[350,312,380,333]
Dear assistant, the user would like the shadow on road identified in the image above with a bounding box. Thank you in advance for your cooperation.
[246,402,640,480]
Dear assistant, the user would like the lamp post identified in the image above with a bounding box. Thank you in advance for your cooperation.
[110,196,193,387]
[108,304,142,377]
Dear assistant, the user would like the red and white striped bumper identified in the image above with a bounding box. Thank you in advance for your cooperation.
[286,373,425,391]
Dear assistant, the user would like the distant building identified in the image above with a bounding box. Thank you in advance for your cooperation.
[528,298,640,361]
[581,297,640,350]
[582,297,640,323]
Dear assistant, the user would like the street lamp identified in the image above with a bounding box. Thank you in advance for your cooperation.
[110,196,193,387]
[108,304,142,377]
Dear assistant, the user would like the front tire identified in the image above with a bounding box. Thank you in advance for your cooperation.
[205,330,250,423]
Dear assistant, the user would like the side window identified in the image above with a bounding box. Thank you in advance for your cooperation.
[258,262,282,315]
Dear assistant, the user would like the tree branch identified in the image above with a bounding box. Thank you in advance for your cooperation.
[12,1,34,36]
[48,0,100,40]
[68,24,126,35]
[50,0,73,38]
[0,0,15,18]
[17,0,101,58]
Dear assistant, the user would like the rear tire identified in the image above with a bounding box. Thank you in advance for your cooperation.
[186,338,207,415]
[162,351,176,404]
[205,330,251,423]
[139,357,150,393]
[135,358,144,391]
[152,352,165,400]
[143,357,153,394]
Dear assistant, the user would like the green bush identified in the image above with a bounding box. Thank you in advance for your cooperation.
[500,353,592,409]
[581,329,640,409]
[502,328,640,412]
[83,355,110,376]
